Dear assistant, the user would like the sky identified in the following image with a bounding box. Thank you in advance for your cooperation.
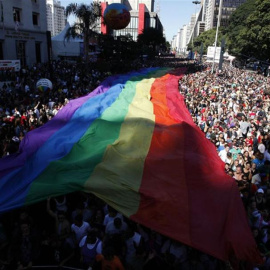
[60,0,197,41]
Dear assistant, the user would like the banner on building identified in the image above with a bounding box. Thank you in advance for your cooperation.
[0,60,21,71]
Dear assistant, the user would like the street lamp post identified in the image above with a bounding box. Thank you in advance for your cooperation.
[192,1,201,46]
[191,1,201,59]
[211,0,223,74]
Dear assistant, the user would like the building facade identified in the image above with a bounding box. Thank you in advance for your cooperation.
[0,0,48,67]
[174,0,247,52]
[180,25,189,55]
[171,23,190,56]
[99,0,163,42]
[46,0,66,37]
[205,0,247,30]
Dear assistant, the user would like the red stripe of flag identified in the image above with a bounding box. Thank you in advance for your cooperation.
[131,69,262,265]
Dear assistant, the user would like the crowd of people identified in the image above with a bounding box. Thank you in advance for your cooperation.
[0,57,197,157]
[179,64,270,269]
[0,57,270,270]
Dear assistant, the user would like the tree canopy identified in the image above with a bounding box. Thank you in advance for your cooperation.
[188,28,226,55]
[191,0,270,62]
[137,27,166,57]
[226,0,270,60]
[65,2,102,62]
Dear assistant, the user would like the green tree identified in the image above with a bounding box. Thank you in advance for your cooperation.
[225,0,256,57]
[116,34,140,60]
[189,28,226,55]
[65,2,102,63]
[226,0,270,60]
[165,41,171,53]
[242,0,270,59]
[137,27,166,57]
[99,33,139,61]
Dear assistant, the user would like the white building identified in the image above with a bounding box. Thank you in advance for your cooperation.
[171,35,177,52]
[172,0,247,52]
[171,24,189,56]
[46,0,66,37]
[0,0,48,67]
[201,0,210,22]
[179,25,188,55]
[51,23,82,60]
[175,29,180,53]
[205,0,247,31]
[205,0,215,30]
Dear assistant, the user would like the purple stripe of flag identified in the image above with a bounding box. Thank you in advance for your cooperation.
[0,77,117,178]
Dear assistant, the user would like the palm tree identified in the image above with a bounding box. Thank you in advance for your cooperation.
[65,2,102,63]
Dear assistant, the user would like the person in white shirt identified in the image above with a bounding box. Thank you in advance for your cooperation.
[105,217,128,235]
[103,206,123,227]
[125,225,143,265]
[79,229,102,268]
[71,213,91,246]
[258,143,270,162]
[219,145,230,163]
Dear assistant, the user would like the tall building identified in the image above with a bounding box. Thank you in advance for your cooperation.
[186,13,198,46]
[205,0,247,31]
[0,0,48,67]
[178,0,247,49]
[201,0,210,22]
[171,35,177,52]
[46,0,66,37]
[99,0,163,42]
[172,23,189,55]
[179,25,188,55]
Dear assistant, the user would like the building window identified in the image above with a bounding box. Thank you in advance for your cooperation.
[32,12,39,25]
[13,8,21,22]
[32,0,38,3]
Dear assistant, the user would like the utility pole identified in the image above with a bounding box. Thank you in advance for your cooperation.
[211,0,223,74]
[200,42,204,64]
[219,38,225,71]
[191,1,201,46]
[190,1,201,60]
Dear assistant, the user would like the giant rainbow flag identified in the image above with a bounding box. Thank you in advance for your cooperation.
[0,67,262,264]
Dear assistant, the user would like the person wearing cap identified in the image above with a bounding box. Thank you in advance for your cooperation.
[258,143,270,162]
[253,188,267,211]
